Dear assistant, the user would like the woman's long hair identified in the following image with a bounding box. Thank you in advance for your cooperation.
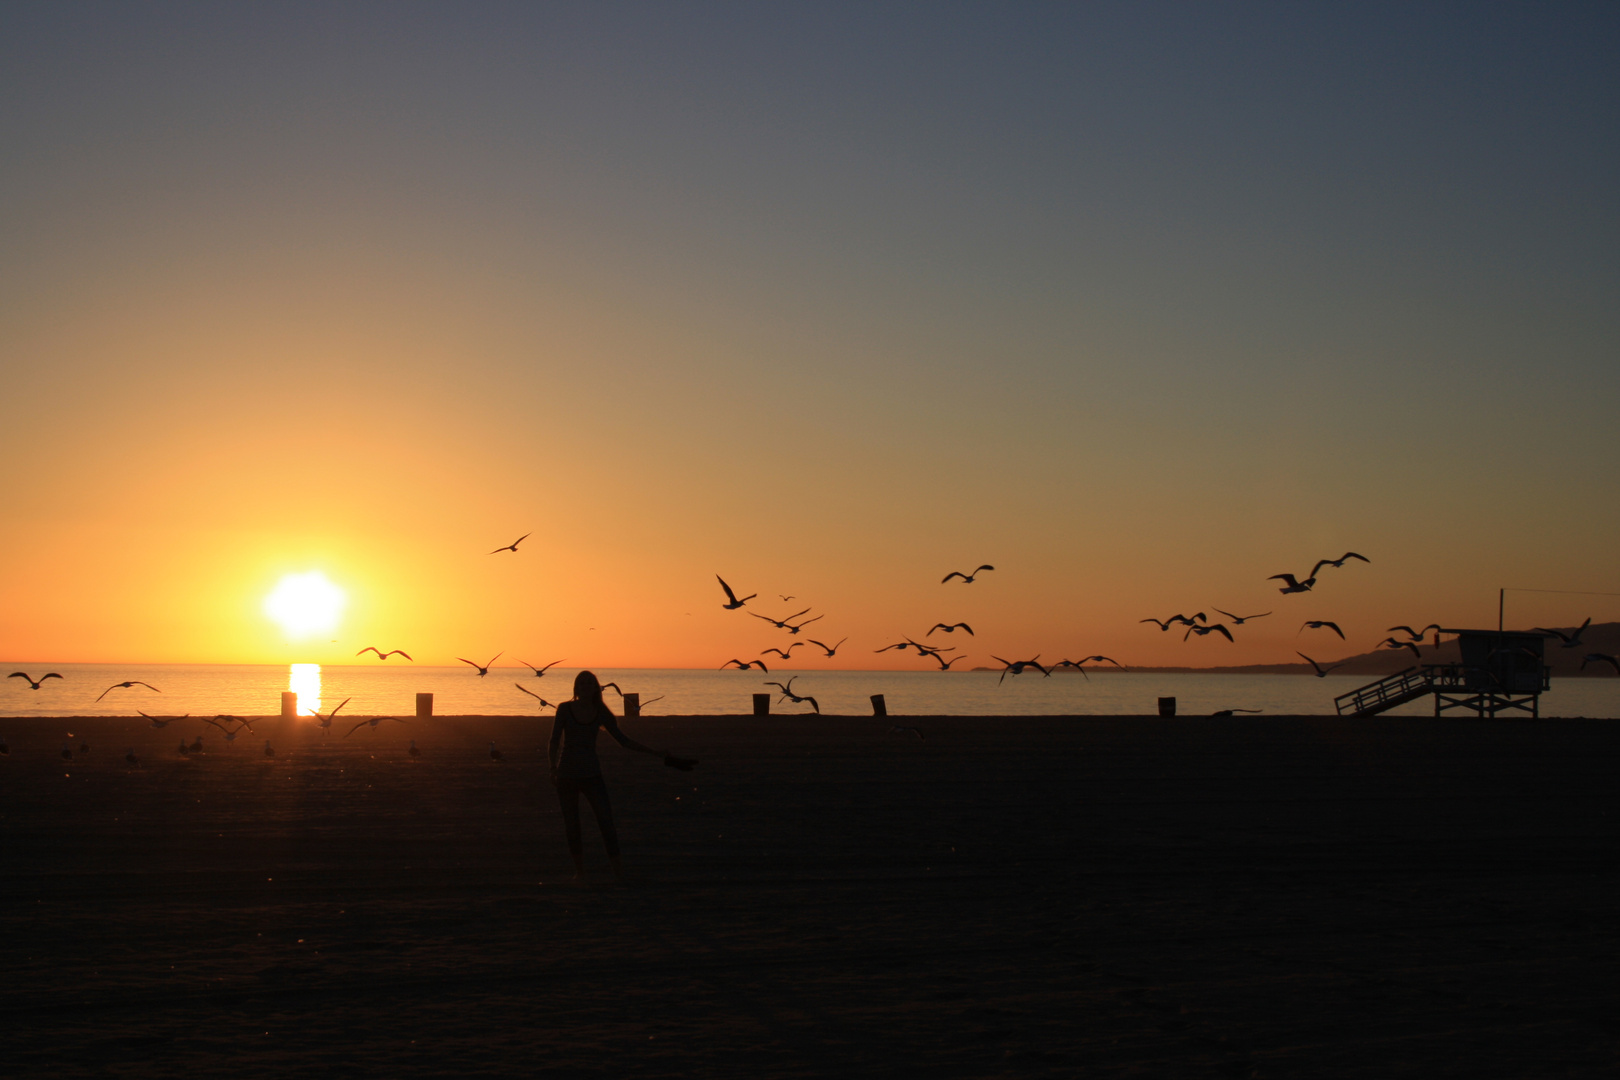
[572,669,610,719]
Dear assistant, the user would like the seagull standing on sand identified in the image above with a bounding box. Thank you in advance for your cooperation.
[1300,621,1345,640]
[489,532,531,554]
[808,637,848,657]
[408,739,422,757]
[0,734,8,756]
[716,576,756,610]
[124,748,139,766]
[61,742,74,761]
[942,565,995,584]
[8,672,62,690]
[1296,652,1346,677]
[264,740,276,758]
[95,680,161,702]
[488,742,505,761]
[1535,618,1592,649]
[927,623,974,636]
[457,653,503,677]
[357,647,412,660]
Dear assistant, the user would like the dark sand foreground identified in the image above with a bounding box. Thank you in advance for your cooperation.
[2,713,1617,1077]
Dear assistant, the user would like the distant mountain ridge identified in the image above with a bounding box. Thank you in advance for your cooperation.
[1058,622,1620,678]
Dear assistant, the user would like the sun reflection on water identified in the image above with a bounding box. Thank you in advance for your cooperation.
[289,663,322,716]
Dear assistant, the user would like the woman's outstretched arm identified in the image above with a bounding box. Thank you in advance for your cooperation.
[602,714,665,758]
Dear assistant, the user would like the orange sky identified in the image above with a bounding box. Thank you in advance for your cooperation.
[2,6,1617,670]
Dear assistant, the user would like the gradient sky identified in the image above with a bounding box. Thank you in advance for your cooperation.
[2,2,1617,670]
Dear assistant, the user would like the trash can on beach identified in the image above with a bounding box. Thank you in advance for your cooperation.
[1158,696,1176,717]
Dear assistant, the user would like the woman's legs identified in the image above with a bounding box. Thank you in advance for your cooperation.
[555,779,586,877]
[579,777,621,877]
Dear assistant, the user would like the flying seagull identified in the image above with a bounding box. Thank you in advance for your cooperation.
[137,711,189,729]
[716,575,755,610]
[1184,623,1235,642]
[457,652,502,676]
[1310,552,1371,577]
[1296,652,1345,677]
[721,658,769,673]
[765,677,820,714]
[807,637,848,657]
[95,680,161,702]
[1535,618,1592,649]
[1141,613,1206,631]
[344,716,408,737]
[927,622,974,636]
[1580,653,1620,675]
[926,652,968,670]
[489,532,531,554]
[304,697,352,736]
[8,672,62,690]
[784,614,824,634]
[516,658,565,677]
[1300,620,1345,640]
[1213,609,1270,625]
[1388,624,1442,645]
[357,647,412,660]
[992,656,1049,684]
[760,643,804,660]
[1268,574,1316,594]
[942,565,995,584]
[515,683,557,710]
[1377,637,1423,659]
[750,608,811,629]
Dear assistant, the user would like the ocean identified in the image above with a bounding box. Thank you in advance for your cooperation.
[4,663,1618,720]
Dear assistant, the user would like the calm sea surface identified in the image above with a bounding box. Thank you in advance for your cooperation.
[3,664,1618,720]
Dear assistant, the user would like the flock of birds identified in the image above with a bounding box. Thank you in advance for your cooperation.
[6,538,1616,740]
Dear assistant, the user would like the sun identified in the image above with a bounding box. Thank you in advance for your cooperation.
[264,571,347,640]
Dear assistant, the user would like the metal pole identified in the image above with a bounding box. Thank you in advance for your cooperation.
[1498,588,1504,632]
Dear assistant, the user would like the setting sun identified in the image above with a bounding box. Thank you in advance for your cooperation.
[263,571,347,640]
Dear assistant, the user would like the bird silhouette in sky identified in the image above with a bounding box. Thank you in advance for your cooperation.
[993,656,1049,684]
[1141,613,1205,630]
[1310,552,1371,577]
[1300,620,1345,640]
[1296,652,1346,677]
[457,652,502,676]
[1580,653,1620,674]
[765,677,820,713]
[760,643,803,660]
[95,680,161,702]
[488,533,531,554]
[927,622,974,636]
[783,614,823,634]
[1377,637,1423,659]
[345,716,408,737]
[942,565,995,584]
[1536,617,1592,648]
[305,697,351,736]
[1051,659,1091,679]
[205,715,253,745]
[721,658,769,673]
[1184,623,1235,642]
[137,711,188,729]
[927,652,968,670]
[1268,573,1316,594]
[517,659,565,677]
[779,594,796,602]
[1214,609,1270,624]
[751,608,810,629]
[808,637,848,657]
[357,647,412,660]
[1388,624,1442,645]
[515,683,557,710]
[8,672,62,690]
[716,575,755,610]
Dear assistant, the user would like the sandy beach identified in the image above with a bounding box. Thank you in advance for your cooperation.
[3,713,1616,1077]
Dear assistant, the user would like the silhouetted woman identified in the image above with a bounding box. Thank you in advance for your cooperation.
[549,669,670,881]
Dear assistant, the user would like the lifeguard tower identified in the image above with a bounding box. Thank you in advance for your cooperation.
[1334,629,1552,718]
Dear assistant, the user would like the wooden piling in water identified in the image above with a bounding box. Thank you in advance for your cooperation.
[871,694,887,717]
[753,693,770,716]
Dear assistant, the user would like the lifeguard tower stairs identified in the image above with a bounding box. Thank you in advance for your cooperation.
[1335,629,1552,719]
